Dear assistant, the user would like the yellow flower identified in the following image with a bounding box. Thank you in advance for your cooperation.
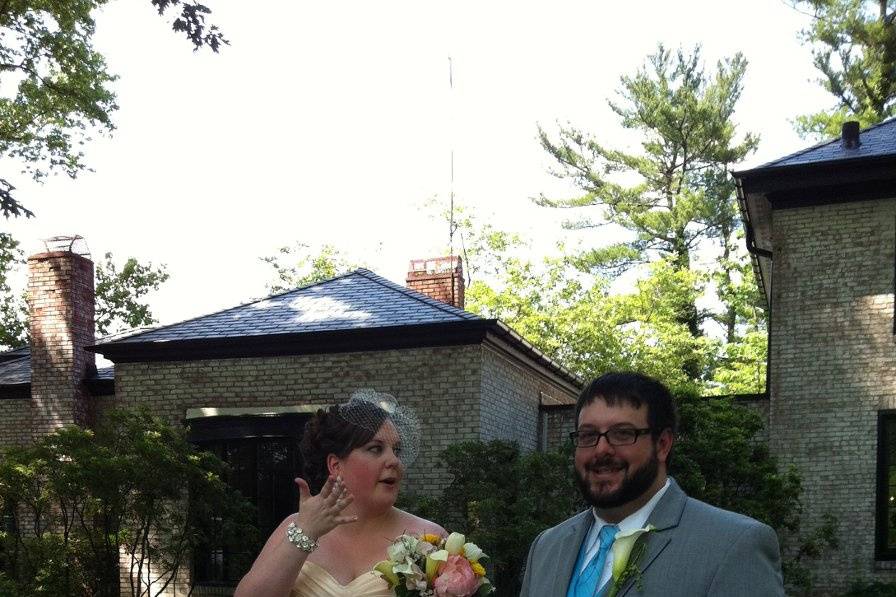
[426,549,448,582]
[470,561,486,577]
[373,560,399,587]
[422,533,442,545]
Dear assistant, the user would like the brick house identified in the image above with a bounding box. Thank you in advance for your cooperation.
[0,249,578,594]
[734,117,896,594]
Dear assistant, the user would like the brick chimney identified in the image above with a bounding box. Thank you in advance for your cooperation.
[406,256,465,309]
[27,237,95,437]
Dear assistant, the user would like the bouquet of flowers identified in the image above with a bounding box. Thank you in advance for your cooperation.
[373,532,495,597]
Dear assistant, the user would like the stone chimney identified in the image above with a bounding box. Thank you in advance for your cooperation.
[406,256,465,309]
[27,236,95,437]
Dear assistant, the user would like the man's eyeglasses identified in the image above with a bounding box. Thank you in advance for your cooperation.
[569,427,653,447]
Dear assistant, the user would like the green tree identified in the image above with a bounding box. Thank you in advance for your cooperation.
[424,198,525,287]
[0,235,27,349]
[0,408,256,597]
[0,0,226,218]
[261,242,361,293]
[537,45,758,381]
[0,248,169,349]
[95,252,169,336]
[792,0,896,138]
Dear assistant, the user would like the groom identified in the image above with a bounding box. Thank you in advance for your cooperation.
[520,372,784,597]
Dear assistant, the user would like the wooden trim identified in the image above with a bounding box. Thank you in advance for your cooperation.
[89,321,492,363]
[186,405,328,419]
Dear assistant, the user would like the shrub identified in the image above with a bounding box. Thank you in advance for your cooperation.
[841,581,896,597]
[0,408,257,597]
[400,440,580,597]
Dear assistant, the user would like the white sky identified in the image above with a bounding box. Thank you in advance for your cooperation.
[5,0,829,327]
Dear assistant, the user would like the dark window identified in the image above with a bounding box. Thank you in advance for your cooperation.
[877,411,896,559]
[189,414,309,585]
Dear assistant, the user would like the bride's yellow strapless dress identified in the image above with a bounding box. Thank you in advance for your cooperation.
[291,561,394,597]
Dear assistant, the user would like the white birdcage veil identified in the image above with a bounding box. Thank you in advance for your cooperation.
[337,389,420,467]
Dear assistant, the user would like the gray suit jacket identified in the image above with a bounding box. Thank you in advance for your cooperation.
[519,479,784,597]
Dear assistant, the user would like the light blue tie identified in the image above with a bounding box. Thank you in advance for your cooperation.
[571,524,618,597]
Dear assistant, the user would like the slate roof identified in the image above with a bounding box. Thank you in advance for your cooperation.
[0,346,29,364]
[757,117,896,170]
[0,348,113,389]
[0,353,30,385]
[97,269,480,346]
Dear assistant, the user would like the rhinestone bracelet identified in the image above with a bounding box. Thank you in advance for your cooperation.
[286,521,319,553]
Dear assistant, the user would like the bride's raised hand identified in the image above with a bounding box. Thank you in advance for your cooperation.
[293,475,357,540]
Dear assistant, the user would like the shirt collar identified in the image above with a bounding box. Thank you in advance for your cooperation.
[590,477,671,534]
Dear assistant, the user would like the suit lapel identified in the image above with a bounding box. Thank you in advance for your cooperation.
[552,509,594,596]
[615,479,687,597]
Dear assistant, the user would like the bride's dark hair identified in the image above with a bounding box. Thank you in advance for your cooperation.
[299,402,388,493]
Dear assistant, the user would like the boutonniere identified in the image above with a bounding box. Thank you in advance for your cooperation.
[606,524,656,597]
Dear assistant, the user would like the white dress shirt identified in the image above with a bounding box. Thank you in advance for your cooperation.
[576,478,671,591]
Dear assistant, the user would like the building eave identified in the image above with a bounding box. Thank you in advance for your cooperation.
[733,153,896,305]
[87,319,582,393]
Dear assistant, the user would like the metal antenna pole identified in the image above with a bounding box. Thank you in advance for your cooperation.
[448,56,455,258]
[448,56,457,306]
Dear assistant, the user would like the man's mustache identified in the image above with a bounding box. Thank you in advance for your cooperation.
[584,457,627,471]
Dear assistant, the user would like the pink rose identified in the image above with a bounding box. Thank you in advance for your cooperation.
[433,555,480,597]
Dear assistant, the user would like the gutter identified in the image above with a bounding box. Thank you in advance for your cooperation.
[734,175,772,303]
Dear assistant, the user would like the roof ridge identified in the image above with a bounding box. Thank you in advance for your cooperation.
[759,116,896,169]
[97,269,361,344]
[353,268,479,320]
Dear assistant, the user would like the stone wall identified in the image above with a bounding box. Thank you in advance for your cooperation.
[770,197,896,593]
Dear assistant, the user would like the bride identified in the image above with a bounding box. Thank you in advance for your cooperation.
[235,390,445,597]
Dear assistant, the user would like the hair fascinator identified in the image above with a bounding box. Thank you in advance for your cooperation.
[338,389,421,467]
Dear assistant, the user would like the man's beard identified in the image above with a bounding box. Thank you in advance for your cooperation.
[574,447,659,509]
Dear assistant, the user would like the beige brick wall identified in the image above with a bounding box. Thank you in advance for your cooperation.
[770,197,896,593]
[114,345,484,502]
[479,345,577,451]
[0,399,31,449]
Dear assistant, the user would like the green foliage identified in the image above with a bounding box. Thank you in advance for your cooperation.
[537,45,757,271]
[672,392,801,531]
[425,199,526,286]
[400,441,580,597]
[784,514,839,596]
[841,580,896,596]
[466,252,717,396]
[95,252,169,336]
[535,45,763,387]
[0,235,27,349]
[0,408,256,597]
[260,242,362,293]
[792,0,896,139]
[0,0,226,218]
